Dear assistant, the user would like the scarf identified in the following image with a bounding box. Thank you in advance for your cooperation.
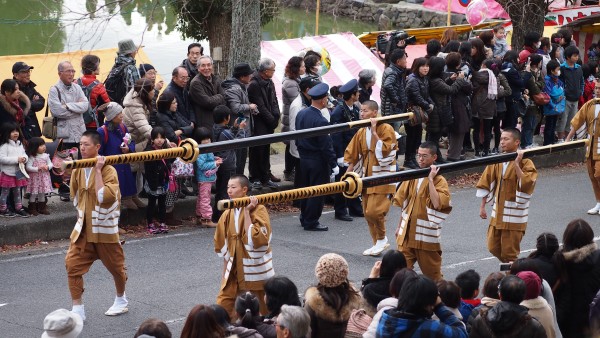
[10,99,24,125]
[481,68,498,100]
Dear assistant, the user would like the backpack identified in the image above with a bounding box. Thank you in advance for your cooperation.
[101,124,127,145]
[104,63,129,105]
[75,78,100,125]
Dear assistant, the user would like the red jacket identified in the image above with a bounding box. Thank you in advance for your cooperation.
[579,78,596,109]
[78,74,111,128]
[518,46,537,66]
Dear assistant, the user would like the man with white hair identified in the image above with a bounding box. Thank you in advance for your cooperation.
[189,55,226,129]
[247,58,281,189]
[276,305,311,338]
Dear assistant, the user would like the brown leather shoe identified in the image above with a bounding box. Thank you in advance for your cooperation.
[269,173,281,183]
[199,218,217,228]
[28,202,39,216]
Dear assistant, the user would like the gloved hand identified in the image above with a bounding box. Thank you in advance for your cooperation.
[331,166,340,176]
[337,157,344,166]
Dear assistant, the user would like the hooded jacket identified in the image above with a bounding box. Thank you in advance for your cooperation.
[304,286,363,338]
[376,304,467,338]
[521,296,556,338]
[559,61,584,102]
[222,77,253,136]
[469,301,547,338]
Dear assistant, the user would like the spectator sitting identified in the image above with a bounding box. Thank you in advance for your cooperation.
[156,91,194,144]
[469,275,546,338]
[361,250,407,310]
[304,253,362,338]
[41,308,83,338]
[263,276,302,321]
[134,318,172,338]
[435,280,465,323]
[455,269,481,321]
[236,291,276,338]
[180,304,225,338]
[276,305,311,338]
[516,271,557,338]
[466,272,504,333]
[210,303,263,338]
[363,268,417,338]
[376,274,467,337]
[528,232,560,288]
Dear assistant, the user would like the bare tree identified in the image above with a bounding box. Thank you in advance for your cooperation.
[497,0,550,50]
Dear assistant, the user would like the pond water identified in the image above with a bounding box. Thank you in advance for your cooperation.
[0,0,377,79]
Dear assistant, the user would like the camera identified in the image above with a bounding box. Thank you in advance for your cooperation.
[376,30,417,54]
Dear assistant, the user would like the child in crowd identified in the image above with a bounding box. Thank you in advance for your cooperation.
[493,26,508,59]
[143,127,171,234]
[455,269,481,322]
[580,62,599,107]
[0,122,29,217]
[195,127,221,227]
[25,137,52,215]
[212,105,246,223]
[435,280,464,321]
[235,292,276,338]
[544,60,566,146]
[558,45,584,142]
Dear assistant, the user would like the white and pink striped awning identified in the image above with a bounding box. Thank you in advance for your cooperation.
[261,32,386,105]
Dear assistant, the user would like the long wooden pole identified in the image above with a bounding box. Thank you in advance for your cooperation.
[217,139,588,210]
[447,0,451,26]
[316,0,320,36]
[62,113,413,170]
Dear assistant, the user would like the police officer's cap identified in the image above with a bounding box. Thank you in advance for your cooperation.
[339,79,358,94]
[308,83,330,100]
[299,76,321,92]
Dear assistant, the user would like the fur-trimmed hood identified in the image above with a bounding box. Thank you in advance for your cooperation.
[304,286,363,323]
[0,91,31,117]
[562,242,598,263]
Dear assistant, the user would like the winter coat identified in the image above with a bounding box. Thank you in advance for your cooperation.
[248,72,280,135]
[362,297,397,338]
[227,325,264,338]
[554,243,600,337]
[496,72,512,113]
[530,254,559,289]
[559,61,584,102]
[281,76,300,133]
[360,277,392,309]
[235,317,276,338]
[304,286,363,338]
[330,101,359,158]
[143,143,173,194]
[195,153,217,183]
[467,297,500,333]
[543,75,565,116]
[501,62,526,101]
[213,123,245,170]
[376,305,467,338]
[112,54,140,96]
[0,92,31,132]
[122,89,151,171]
[446,68,473,134]
[580,76,596,108]
[222,77,253,136]
[406,73,433,112]
[471,70,497,120]
[78,74,111,128]
[163,81,195,124]
[429,76,469,133]
[189,73,226,129]
[380,64,407,116]
[469,301,547,338]
[0,139,27,176]
[358,84,372,104]
[521,297,556,338]
[14,80,44,139]
[155,109,193,143]
[47,81,89,143]
[97,122,137,198]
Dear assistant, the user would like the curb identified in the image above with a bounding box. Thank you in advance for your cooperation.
[0,147,586,246]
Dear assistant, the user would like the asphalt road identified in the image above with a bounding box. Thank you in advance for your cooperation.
[1,164,598,337]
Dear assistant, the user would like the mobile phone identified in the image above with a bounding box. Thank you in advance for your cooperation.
[236,117,246,125]
[499,263,512,271]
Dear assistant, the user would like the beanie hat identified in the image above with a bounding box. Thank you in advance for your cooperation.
[41,308,83,338]
[139,64,155,78]
[315,253,349,288]
[104,102,123,122]
[118,39,137,55]
[233,63,254,78]
[516,271,541,300]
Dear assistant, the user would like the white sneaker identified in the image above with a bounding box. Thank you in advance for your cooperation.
[588,204,600,215]
[362,246,375,256]
[371,237,390,256]
[71,304,86,321]
[105,295,128,316]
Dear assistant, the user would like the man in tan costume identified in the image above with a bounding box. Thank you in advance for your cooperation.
[392,141,452,281]
[66,130,127,321]
[477,128,537,263]
[214,175,274,319]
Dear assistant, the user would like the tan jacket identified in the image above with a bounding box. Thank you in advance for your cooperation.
[344,123,397,194]
[214,204,274,291]
[70,165,121,243]
[476,160,537,231]
[122,89,151,171]
[392,176,452,251]
[570,100,600,160]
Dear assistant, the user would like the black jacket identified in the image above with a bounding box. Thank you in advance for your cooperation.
[9,80,42,138]
[330,101,359,158]
[361,277,392,309]
[406,73,433,111]
[143,144,173,191]
[380,64,407,116]
[155,109,193,143]
[248,72,280,135]
[428,76,469,133]
[470,301,547,338]
[180,58,199,86]
[501,62,525,101]
[213,123,245,170]
[559,62,584,102]
[163,81,195,124]
[446,67,473,134]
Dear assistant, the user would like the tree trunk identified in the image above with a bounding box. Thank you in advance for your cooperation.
[207,11,233,78]
[497,0,546,51]
[229,0,262,71]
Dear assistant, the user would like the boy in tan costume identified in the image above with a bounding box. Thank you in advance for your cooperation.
[214,175,274,318]
[66,131,127,321]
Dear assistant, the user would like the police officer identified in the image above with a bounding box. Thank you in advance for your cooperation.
[296,83,338,231]
[330,79,364,222]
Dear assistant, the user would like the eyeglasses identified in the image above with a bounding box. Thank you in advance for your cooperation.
[265,68,276,73]
[416,153,432,159]
[18,69,32,74]
[60,69,76,74]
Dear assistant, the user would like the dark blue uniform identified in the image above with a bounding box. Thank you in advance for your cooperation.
[296,105,336,230]
[330,101,364,218]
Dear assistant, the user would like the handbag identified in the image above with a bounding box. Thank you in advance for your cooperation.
[42,86,60,140]
[532,92,550,106]
[171,158,194,177]
[408,105,429,127]
[167,173,178,193]
[514,97,527,117]
[51,139,78,177]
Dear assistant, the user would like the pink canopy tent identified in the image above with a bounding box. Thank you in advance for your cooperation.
[423,0,566,20]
